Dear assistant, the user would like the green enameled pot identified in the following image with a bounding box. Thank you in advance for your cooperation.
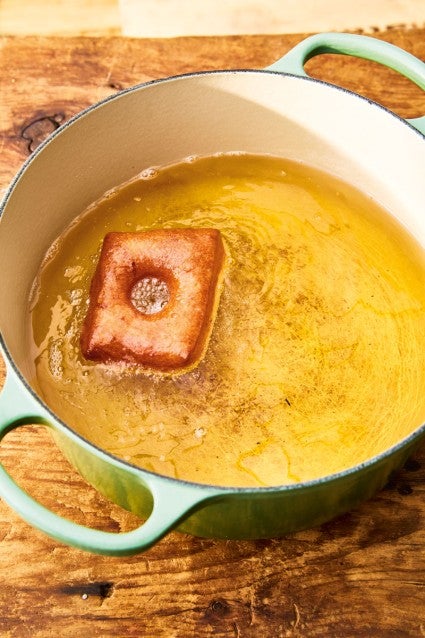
[1,33,424,555]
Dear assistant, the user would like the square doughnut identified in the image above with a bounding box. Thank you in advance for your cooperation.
[80,228,226,373]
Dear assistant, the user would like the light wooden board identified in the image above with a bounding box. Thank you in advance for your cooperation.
[0,0,424,37]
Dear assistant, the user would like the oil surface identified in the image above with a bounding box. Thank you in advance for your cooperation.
[30,153,425,487]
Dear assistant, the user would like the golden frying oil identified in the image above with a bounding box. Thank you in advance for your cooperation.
[30,153,425,487]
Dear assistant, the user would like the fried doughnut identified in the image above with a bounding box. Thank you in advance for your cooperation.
[80,228,226,373]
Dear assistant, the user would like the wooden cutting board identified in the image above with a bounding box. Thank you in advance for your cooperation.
[0,28,424,638]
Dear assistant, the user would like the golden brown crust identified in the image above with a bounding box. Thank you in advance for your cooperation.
[80,228,226,373]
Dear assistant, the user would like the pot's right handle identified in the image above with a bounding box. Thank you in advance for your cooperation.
[266,32,425,134]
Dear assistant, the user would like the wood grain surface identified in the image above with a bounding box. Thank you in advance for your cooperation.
[0,29,425,638]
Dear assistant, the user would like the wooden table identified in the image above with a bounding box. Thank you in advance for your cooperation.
[0,28,424,637]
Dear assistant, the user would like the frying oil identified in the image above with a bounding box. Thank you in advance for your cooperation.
[30,153,425,487]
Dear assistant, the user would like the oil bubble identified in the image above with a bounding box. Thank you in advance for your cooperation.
[139,167,159,180]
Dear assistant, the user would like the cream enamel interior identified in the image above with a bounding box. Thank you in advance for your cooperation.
[1,70,425,385]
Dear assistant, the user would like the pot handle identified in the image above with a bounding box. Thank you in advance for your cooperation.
[0,359,214,555]
[266,32,425,134]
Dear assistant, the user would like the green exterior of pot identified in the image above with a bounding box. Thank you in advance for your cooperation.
[1,32,425,555]
[59,426,423,542]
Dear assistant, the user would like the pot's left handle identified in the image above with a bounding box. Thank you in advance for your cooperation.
[0,357,51,430]
[0,359,212,555]
[266,32,425,134]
